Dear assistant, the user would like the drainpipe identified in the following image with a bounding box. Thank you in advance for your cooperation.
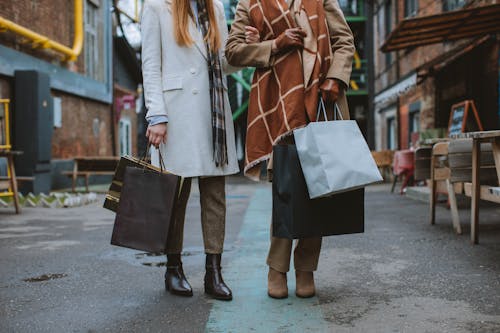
[0,0,83,62]
[395,0,402,149]
[498,45,500,128]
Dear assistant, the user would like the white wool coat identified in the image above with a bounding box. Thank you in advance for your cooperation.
[142,0,240,177]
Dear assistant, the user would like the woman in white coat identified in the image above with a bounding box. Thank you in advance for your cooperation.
[141,0,239,300]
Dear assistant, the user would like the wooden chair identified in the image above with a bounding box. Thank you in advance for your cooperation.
[392,150,415,194]
[414,147,432,182]
[371,150,394,181]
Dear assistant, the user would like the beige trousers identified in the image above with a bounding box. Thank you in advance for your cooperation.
[267,234,322,273]
[266,133,322,272]
[165,176,226,254]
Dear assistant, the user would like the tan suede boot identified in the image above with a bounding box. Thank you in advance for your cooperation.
[295,270,315,298]
[268,267,288,299]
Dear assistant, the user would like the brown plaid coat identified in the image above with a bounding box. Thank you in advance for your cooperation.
[226,0,355,179]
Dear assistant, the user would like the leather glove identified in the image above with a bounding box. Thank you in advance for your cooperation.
[272,28,307,54]
[320,79,344,104]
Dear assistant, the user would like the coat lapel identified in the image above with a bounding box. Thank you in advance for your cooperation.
[190,20,208,60]
[165,0,208,60]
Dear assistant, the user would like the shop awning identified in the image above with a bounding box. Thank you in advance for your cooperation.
[416,35,492,81]
[381,4,500,52]
[374,73,417,107]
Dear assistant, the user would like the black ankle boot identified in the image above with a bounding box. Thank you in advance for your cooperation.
[204,254,232,301]
[165,254,193,297]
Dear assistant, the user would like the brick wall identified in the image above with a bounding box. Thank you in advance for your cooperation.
[1,1,116,157]
[0,0,85,72]
[373,0,499,148]
[374,0,497,94]
[52,92,113,158]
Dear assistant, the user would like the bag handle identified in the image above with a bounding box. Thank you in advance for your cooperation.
[141,145,166,173]
[316,97,343,122]
[147,145,184,198]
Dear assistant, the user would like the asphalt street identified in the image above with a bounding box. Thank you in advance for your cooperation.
[0,179,499,332]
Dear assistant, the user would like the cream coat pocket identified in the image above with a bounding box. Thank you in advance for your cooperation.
[162,75,183,91]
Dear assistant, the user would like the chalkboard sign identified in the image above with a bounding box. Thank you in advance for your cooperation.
[447,100,483,137]
[448,104,466,136]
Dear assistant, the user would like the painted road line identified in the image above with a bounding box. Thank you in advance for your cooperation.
[205,187,330,333]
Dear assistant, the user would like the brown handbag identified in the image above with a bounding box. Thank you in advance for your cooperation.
[110,152,181,253]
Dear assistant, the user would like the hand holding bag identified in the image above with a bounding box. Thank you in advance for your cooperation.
[110,151,181,253]
[293,99,382,199]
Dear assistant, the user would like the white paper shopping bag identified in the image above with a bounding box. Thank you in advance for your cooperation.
[294,100,382,199]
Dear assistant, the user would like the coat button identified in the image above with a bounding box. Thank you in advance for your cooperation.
[190,68,196,74]
[192,89,199,95]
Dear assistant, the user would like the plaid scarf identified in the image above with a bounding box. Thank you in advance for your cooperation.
[196,0,228,166]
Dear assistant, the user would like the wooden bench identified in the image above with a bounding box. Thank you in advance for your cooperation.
[62,156,120,192]
[453,131,500,243]
[430,139,497,237]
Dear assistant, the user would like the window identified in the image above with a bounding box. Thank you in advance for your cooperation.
[85,1,103,81]
[409,112,420,135]
[119,118,132,156]
[387,117,396,150]
[408,101,421,147]
[405,0,418,17]
[443,0,466,11]
[376,1,392,67]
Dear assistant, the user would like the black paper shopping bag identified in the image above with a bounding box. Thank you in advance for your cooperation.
[111,166,181,253]
[272,144,364,239]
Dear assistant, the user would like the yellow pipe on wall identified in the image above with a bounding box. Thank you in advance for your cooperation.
[0,0,83,62]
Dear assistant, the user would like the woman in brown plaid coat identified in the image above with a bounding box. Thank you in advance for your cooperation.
[226,0,355,299]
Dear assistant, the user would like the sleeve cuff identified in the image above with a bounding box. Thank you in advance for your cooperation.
[326,75,349,90]
[148,115,169,126]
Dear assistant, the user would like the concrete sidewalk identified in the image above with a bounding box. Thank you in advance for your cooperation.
[0,179,499,332]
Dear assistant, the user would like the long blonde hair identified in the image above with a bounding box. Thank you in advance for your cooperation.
[172,0,221,51]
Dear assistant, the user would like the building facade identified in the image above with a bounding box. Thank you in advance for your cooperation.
[370,0,500,151]
[0,0,141,193]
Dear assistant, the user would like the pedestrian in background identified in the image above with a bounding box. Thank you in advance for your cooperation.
[226,0,355,299]
[141,0,240,300]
